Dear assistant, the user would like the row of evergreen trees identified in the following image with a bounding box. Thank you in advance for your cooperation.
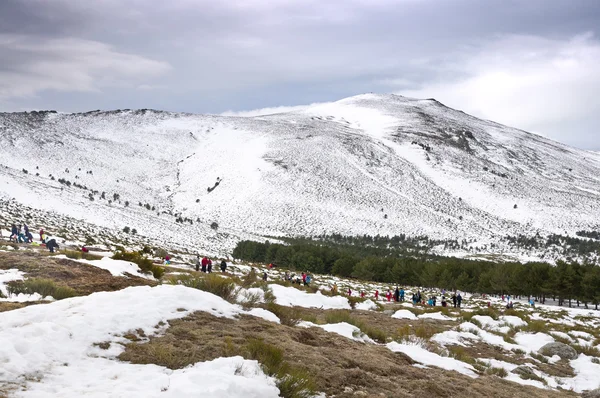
[232,239,600,309]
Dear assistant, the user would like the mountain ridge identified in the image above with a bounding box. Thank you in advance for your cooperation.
[1,93,599,260]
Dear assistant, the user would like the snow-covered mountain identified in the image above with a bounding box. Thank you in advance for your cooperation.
[1,93,599,257]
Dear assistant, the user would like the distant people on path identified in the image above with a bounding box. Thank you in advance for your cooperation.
[452,293,457,308]
[262,271,268,281]
[375,290,379,301]
[302,272,307,285]
[220,260,227,273]
[207,258,213,273]
[506,301,514,309]
[386,290,392,302]
[400,288,405,302]
[81,246,89,253]
[457,293,463,308]
[347,288,352,296]
[360,290,365,298]
[195,255,201,272]
[394,287,400,302]
[201,256,209,272]
[305,274,312,286]
[164,255,171,265]
[39,228,44,242]
[441,297,447,307]
[529,298,535,307]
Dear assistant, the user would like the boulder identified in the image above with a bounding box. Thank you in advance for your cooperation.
[538,342,578,360]
[582,388,600,398]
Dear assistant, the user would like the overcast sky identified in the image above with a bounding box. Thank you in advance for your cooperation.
[1,0,599,150]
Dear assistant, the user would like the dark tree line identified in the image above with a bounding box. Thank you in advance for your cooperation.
[233,238,600,309]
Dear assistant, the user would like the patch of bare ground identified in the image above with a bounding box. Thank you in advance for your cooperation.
[0,250,156,297]
[118,311,576,397]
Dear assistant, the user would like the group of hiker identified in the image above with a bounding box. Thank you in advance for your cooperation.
[194,255,227,273]
[4,224,60,253]
[282,271,313,286]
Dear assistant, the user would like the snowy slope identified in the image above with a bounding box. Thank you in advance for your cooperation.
[1,94,599,256]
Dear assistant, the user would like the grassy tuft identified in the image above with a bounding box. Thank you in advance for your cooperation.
[7,278,76,300]
[63,249,102,261]
[447,346,477,365]
[244,338,316,398]
[530,352,549,363]
[523,320,550,334]
[485,366,508,378]
[177,274,237,302]
[573,344,600,357]
[265,302,302,326]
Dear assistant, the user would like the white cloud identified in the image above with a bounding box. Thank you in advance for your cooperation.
[402,32,600,141]
[0,34,170,99]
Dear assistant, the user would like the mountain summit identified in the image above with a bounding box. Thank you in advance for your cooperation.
[1,94,599,256]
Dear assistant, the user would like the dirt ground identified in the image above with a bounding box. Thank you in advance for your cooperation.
[119,311,578,398]
[0,250,156,300]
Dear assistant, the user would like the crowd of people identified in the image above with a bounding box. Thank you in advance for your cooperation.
[3,224,60,253]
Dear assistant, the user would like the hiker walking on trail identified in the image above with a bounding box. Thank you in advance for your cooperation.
[375,290,379,301]
[457,293,463,308]
[195,255,201,272]
[220,259,227,273]
[394,287,400,302]
[452,293,457,308]
[201,256,209,273]
[400,288,405,302]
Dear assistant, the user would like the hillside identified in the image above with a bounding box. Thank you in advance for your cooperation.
[1,247,599,397]
[1,94,599,258]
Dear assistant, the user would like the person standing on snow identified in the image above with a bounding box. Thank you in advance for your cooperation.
[400,288,405,302]
[457,293,463,308]
[262,271,268,281]
[207,258,213,273]
[394,287,400,302]
[195,255,201,272]
[39,228,44,242]
[220,259,227,273]
[201,256,209,273]
[375,290,379,301]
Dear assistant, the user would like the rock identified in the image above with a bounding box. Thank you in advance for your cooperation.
[538,342,578,360]
[582,388,600,398]
[512,365,536,378]
[382,310,395,315]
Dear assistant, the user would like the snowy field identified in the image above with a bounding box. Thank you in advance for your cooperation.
[2,250,599,396]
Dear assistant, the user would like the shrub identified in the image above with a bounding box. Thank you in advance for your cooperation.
[113,251,164,279]
[177,274,237,302]
[123,226,130,234]
[7,278,76,300]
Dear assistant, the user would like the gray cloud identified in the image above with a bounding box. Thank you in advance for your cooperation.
[0,0,599,149]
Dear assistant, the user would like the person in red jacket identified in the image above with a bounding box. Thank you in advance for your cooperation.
[201,256,209,273]
[207,258,213,273]
[375,290,379,301]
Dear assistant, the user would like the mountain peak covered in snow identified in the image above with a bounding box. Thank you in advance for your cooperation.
[1,94,598,258]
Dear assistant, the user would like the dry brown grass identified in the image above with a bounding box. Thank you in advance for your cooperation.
[0,250,156,298]
[118,311,577,398]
